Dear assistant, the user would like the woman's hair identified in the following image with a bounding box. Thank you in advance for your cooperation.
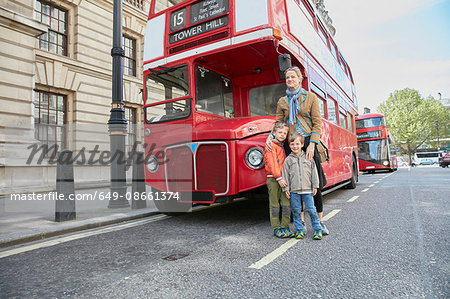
[272,121,288,133]
[288,132,304,144]
[284,66,302,78]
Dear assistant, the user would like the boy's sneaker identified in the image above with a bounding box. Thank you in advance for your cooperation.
[313,229,323,240]
[283,227,295,238]
[302,221,307,234]
[295,230,305,239]
[320,222,329,235]
[274,228,285,238]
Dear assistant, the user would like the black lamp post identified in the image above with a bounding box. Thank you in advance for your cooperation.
[108,0,129,208]
[434,120,440,151]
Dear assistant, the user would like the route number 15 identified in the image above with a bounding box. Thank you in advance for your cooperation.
[170,8,186,32]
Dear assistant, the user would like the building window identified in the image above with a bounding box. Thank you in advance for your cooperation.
[125,106,137,155]
[123,36,136,77]
[35,0,67,56]
[34,91,66,151]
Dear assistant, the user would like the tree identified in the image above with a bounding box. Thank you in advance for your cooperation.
[378,88,449,163]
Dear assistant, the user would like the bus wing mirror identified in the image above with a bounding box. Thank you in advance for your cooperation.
[278,54,291,80]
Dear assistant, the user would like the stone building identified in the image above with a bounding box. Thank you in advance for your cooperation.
[0,0,158,194]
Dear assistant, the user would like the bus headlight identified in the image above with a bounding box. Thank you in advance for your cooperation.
[146,155,159,173]
[383,160,389,166]
[245,148,264,169]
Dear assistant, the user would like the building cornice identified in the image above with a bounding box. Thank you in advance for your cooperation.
[0,6,47,36]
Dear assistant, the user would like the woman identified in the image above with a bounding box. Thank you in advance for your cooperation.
[266,66,329,235]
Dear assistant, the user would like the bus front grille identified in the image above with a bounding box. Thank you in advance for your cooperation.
[196,144,228,194]
[165,143,228,197]
[166,146,194,192]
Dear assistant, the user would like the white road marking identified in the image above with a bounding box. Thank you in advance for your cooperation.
[322,209,341,221]
[347,196,359,203]
[362,188,370,192]
[369,184,375,187]
[249,239,299,269]
[0,215,170,259]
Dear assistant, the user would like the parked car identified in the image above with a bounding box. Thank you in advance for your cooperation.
[420,159,434,165]
[440,152,450,168]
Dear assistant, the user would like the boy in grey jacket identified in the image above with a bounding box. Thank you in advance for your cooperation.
[282,133,322,240]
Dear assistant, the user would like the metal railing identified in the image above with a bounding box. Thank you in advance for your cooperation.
[124,0,144,10]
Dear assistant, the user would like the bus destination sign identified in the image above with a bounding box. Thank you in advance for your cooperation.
[169,0,229,33]
[356,130,382,140]
[169,15,228,44]
[190,0,228,25]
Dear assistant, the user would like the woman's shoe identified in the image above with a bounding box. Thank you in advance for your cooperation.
[320,222,329,235]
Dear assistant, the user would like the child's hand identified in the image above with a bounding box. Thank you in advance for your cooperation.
[278,178,287,188]
[285,191,290,199]
[313,188,317,196]
[265,135,273,152]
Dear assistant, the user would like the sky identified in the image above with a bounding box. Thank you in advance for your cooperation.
[325,0,450,114]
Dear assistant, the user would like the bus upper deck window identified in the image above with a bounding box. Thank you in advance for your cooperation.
[154,0,188,14]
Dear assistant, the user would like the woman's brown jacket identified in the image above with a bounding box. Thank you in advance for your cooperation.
[275,90,322,144]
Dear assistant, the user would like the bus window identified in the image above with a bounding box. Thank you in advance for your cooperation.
[358,139,388,163]
[195,66,234,118]
[355,117,385,129]
[318,97,325,119]
[330,40,338,62]
[249,83,285,117]
[327,98,337,125]
[155,0,187,14]
[299,0,314,24]
[317,21,329,48]
[347,114,353,132]
[145,64,190,123]
[339,113,346,129]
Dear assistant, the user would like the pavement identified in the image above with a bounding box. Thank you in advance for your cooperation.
[0,185,161,249]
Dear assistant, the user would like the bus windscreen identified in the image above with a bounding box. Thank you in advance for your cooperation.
[356,117,385,129]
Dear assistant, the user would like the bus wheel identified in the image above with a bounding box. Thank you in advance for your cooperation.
[152,189,192,216]
[345,157,358,189]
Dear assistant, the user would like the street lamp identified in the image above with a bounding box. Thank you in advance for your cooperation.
[434,120,440,151]
[108,0,129,208]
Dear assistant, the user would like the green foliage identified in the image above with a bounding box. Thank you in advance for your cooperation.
[377,88,449,161]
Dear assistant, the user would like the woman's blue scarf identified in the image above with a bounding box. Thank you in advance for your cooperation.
[286,87,302,124]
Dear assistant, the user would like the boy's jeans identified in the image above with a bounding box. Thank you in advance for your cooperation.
[291,192,321,232]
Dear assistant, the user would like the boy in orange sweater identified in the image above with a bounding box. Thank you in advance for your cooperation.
[264,122,294,238]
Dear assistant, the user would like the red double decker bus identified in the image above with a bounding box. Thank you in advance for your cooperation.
[143,0,359,213]
[356,113,398,173]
